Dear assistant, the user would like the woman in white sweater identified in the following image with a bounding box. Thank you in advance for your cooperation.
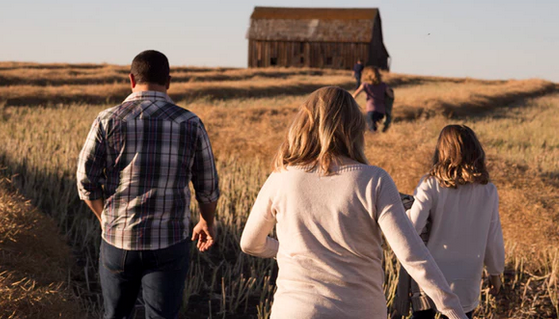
[240,87,467,319]
[406,125,505,319]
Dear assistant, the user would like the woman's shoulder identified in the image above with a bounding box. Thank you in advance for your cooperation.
[478,181,498,194]
[339,164,393,181]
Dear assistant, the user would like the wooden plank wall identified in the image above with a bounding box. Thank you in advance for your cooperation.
[248,40,371,69]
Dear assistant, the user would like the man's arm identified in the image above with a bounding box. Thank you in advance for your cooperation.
[77,117,107,221]
[190,120,220,252]
[84,199,104,223]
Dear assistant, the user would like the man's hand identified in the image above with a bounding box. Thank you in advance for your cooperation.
[192,201,218,252]
[191,220,215,252]
[84,199,104,224]
[489,275,502,296]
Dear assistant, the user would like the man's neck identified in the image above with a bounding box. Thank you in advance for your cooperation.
[132,83,168,94]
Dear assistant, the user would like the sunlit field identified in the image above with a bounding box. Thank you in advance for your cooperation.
[0,62,557,318]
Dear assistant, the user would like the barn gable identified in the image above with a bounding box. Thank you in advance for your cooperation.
[247,7,389,70]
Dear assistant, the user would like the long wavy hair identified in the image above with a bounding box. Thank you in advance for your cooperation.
[273,86,368,175]
[362,66,382,85]
[429,125,489,188]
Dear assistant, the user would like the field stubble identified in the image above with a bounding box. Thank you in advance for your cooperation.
[0,64,557,318]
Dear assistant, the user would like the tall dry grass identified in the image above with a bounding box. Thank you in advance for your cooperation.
[0,64,557,318]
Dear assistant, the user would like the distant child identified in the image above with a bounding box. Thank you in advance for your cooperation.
[406,125,505,319]
[352,58,364,89]
[353,67,393,132]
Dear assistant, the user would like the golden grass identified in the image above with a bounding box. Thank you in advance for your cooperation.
[0,179,87,319]
[0,64,346,86]
[4,61,542,108]
[0,63,557,318]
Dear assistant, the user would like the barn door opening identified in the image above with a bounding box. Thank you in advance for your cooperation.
[295,42,307,67]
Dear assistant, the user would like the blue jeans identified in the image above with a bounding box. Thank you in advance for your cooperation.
[99,239,190,319]
[366,111,385,131]
[411,309,473,319]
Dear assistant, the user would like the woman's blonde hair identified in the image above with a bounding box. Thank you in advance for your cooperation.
[429,124,489,188]
[273,86,368,175]
[362,66,382,85]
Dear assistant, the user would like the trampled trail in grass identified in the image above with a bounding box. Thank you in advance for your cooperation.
[0,179,88,319]
[0,63,557,318]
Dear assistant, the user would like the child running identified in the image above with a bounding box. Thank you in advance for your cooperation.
[406,124,505,319]
[352,66,393,132]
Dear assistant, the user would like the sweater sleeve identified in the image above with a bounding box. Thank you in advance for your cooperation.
[406,176,434,234]
[375,172,467,319]
[484,189,505,275]
[240,175,279,258]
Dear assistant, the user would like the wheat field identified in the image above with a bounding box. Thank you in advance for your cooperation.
[0,62,557,318]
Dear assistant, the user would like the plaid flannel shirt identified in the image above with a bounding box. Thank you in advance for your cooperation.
[77,91,219,250]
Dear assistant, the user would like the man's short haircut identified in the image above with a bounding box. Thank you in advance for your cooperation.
[130,50,170,86]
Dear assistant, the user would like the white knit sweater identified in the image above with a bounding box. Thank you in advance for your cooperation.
[241,163,467,319]
[407,176,505,312]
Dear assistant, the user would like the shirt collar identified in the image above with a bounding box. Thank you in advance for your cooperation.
[123,91,174,104]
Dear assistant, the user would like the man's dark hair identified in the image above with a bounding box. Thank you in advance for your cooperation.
[130,50,170,86]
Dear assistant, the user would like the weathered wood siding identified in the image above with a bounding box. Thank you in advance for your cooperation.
[249,40,371,69]
[247,7,389,70]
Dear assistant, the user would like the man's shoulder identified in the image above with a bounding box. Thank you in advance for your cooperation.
[97,100,201,125]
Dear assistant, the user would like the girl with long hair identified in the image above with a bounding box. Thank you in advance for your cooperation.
[407,125,505,319]
[353,66,394,132]
[240,87,467,319]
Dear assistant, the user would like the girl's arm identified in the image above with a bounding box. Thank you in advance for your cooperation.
[375,173,467,319]
[240,177,279,258]
[484,187,505,278]
[352,83,365,98]
[385,86,394,99]
[406,177,434,234]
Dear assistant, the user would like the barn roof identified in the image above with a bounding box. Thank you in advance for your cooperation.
[250,7,378,20]
[248,7,379,43]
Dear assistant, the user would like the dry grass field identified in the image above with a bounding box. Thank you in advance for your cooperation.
[0,62,557,318]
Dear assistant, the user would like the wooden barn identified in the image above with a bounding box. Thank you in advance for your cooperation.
[247,7,390,70]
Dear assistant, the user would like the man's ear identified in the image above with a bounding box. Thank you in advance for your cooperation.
[129,73,136,89]
[166,75,171,90]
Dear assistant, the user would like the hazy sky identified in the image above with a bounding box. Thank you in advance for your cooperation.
[1,0,558,81]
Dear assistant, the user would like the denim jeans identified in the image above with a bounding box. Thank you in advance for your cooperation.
[355,76,361,90]
[366,111,385,132]
[99,239,190,319]
[411,309,473,319]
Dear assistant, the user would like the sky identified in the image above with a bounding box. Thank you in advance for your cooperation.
[1,0,558,82]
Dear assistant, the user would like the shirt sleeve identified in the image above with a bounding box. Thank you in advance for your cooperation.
[406,177,434,234]
[484,189,505,275]
[376,172,467,319]
[76,117,106,200]
[240,175,279,258]
[191,120,220,204]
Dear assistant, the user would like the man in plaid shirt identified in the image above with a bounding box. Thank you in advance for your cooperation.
[77,50,219,318]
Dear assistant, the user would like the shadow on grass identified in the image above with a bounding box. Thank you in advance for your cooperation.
[394,83,558,123]
[1,74,479,107]
[0,68,324,86]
